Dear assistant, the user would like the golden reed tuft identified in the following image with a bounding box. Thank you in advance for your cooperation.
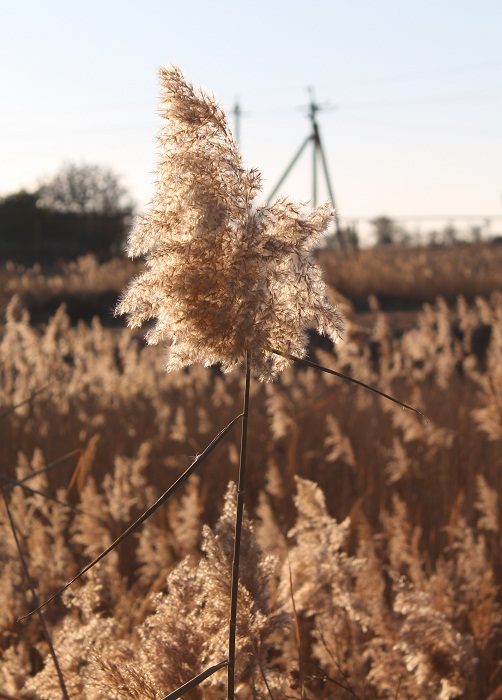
[116,66,344,379]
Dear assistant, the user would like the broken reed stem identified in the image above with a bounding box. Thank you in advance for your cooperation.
[227,349,252,699]
[1,489,70,700]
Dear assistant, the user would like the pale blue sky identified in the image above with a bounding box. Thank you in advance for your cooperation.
[1,0,502,240]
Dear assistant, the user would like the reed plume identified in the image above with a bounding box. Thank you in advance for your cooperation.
[116,66,344,379]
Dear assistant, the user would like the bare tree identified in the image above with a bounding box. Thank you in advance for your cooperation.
[37,163,132,216]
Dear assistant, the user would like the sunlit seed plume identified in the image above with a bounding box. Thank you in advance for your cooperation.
[116,66,344,379]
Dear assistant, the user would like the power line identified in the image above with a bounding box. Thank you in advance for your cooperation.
[339,214,502,221]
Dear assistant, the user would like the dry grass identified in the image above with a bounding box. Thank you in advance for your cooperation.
[0,256,501,697]
[2,240,501,324]
[1,65,501,700]
[319,242,502,306]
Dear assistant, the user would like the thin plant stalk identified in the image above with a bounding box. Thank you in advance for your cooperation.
[258,661,276,700]
[0,375,61,420]
[21,412,242,620]
[0,473,103,522]
[288,559,306,699]
[1,449,81,494]
[271,348,425,419]
[161,661,228,700]
[1,490,70,700]
[227,349,252,699]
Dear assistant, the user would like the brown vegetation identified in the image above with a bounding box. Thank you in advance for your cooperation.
[319,242,502,307]
[1,66,501,699]
[1,253,501,697]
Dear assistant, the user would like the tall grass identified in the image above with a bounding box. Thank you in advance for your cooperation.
[0,67,501,698]
[1,285,501,697]
[318,242,502,305]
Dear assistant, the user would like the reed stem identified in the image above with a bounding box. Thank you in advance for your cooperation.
[227,350,252,698]
[21,413,242,620]
[2,489,70,700]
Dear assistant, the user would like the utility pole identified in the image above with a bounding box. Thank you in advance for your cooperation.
[231,100,242,146]
[267,88,344,248]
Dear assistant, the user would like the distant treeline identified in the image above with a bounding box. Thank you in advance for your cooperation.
[0,191,130,264]
[0,163,132,265]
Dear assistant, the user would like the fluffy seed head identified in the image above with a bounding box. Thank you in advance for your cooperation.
[117,66,344,379]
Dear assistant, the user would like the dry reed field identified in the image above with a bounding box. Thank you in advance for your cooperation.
[1,68,501,699]
[318,242,502,307]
